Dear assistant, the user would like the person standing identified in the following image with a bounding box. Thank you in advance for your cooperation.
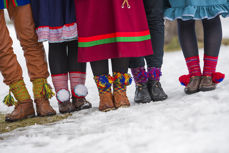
[74,0,154,112]
[129,0,168,103]
[0,0,56,122]
[164,0,228,94]
[31,0,92,114]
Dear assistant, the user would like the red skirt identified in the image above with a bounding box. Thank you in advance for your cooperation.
[74,0,153,62]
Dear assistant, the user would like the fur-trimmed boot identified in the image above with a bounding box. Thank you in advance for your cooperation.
[72,84,92,111]
[4,80,35,122]
[69,72,92,111]
[32,78,56,117]
[199,55,225,91]
[52,73,75,114]
[131,67,151,103]
[180,56,202,94]
[113,72,132,108]
[94,74,115,112]
[56,89,75,114]
[147,67,168,101]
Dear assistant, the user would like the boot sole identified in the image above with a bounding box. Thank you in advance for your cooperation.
[135,99,151,104]
[185,89,199,95]
[100,107,116,112]
[152,96,168,102]
[75,105,92,111]
[37,112,56,117]
[199,87,216,92]
[5,114,35,122]
[116,105,130,109]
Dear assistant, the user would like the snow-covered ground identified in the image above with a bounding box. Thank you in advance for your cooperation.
[222,18,229,38]
[0,20,229,153]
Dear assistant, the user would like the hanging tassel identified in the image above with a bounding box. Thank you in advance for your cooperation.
[3,91,16,107]
[41,83,55,99]
[212,72,225,84]
[121,0,131,8]
[179,74,190,86]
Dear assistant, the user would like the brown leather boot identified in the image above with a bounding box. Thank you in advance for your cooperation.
[35,98,56,117]
[199,76,216,91]
[113,90,130,108]
[72,97,92,111]
[58,101,75,114]
[99,92,115,112]
[5,99,35,122]
[185,76,201,94]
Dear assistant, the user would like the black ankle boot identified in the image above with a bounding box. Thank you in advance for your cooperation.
[134,82,151,103]
[148,80,168,101]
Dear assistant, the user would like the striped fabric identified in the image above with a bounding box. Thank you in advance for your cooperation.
[51,73,69,92]
[69,72,86,92]
[203,55,218,76]
[78,30,151,48]
[36,22,78,43]
[185,56,201,76]
[0,0,30,9]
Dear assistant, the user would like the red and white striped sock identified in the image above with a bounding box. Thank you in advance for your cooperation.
[185,56,201,76]
[52,73,70,102]
[51,73,69,92]
[69,72,86,92]
[203,55,218,76]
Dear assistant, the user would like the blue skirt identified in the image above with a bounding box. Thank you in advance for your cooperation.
[164,0,229,20]
[31,0,77,43]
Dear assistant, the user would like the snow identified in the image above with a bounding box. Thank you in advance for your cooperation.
[0,23,229,153]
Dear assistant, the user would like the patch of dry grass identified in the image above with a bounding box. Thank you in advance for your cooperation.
[0,113,72,134]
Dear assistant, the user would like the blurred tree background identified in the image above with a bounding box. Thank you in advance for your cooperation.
[164,20,229,51]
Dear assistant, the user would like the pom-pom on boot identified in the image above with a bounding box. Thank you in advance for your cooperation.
[57,89,75,114]
[131,67,151,103]
[113,72,132,108]
[179,75,201,94]
[94,74,115,112]
[147,67,168,101]
[72,84,92,111]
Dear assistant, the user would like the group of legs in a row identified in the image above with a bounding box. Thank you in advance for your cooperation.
[0,0,228,122]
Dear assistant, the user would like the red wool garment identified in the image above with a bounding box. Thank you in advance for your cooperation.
[74,0,153,62]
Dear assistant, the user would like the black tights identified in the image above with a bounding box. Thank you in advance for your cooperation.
[90,58,129,76]
[177,16,222,58]
[49,40,86,75]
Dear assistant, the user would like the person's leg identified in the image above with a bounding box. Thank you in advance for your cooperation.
[177,19,201,94]
[49,42,75,113]
[143,0,164,68]
[112,58,131,108]
[0,10,35,122]
[91,60,115,111]
[129,57,147,85]
[199,16,224,91]
[67,40,91,110]
[202,16,222,75]
[143,0,167,101]
[7,2,56,116]
[68,40,86,90]
[90,60,109,76]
